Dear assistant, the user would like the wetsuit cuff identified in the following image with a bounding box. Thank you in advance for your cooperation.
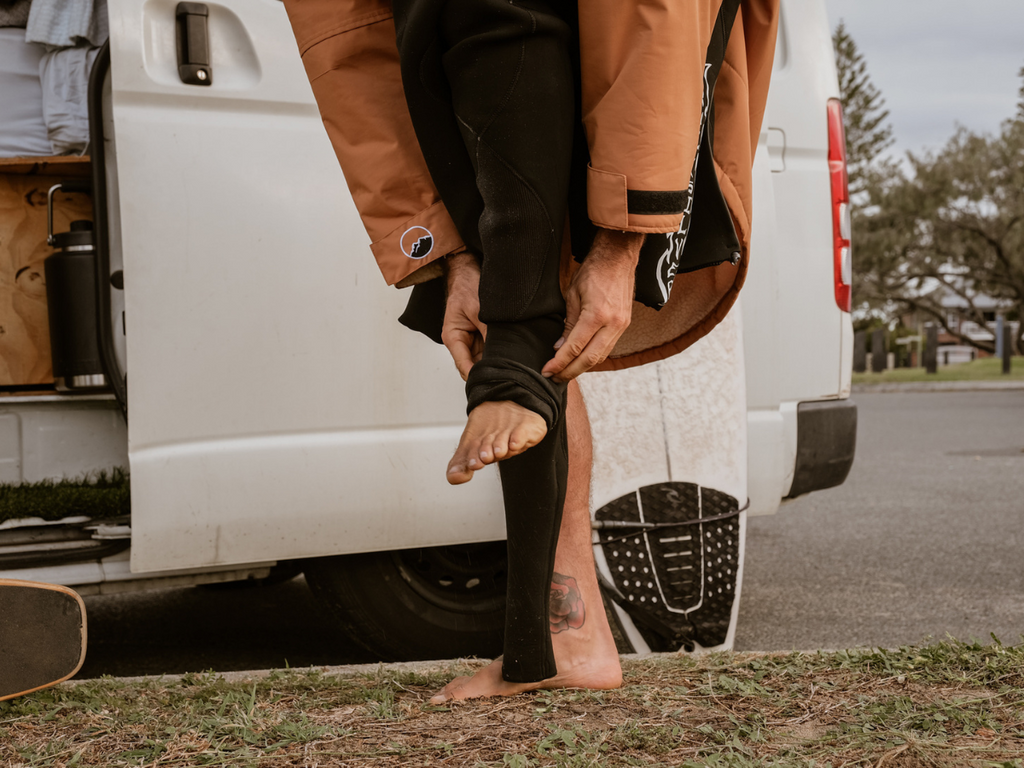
[466,360,563,431]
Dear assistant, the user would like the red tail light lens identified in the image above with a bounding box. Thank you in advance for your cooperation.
[827,98,852,313]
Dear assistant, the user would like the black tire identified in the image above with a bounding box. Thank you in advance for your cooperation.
[303,541,508,661]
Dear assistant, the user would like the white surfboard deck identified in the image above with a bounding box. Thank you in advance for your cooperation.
[580,303,747,653]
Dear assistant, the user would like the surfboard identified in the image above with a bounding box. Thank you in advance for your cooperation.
[581,305,747,653]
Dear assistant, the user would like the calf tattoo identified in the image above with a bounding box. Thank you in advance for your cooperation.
[550,572,586,633]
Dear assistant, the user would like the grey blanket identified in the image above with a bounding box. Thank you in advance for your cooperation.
[26,0,106,48]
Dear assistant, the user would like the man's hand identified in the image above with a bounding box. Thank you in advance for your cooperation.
[442,252,486,381]
[541,229,645,383]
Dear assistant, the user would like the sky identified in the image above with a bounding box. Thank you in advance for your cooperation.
[825,0,1024,160]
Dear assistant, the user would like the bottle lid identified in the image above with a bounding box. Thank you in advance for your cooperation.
[52,220,94,250]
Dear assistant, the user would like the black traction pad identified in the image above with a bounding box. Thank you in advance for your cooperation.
[0,579,87,701]
[596,482,740,650]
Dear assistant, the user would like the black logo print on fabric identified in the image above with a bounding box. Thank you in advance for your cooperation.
[400,226,434,260]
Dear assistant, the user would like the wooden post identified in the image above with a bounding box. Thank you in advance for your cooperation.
[871,328,886,373]
[853,330,867,373]
[1003,325,1012,374]
[925,324,938,374]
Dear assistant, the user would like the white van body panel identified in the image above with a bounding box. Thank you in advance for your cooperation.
[764,0,846,404]
[743,0,854,513]
[741,133,791,516]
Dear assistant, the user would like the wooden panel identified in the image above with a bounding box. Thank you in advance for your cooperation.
[0,174,93,386]
[0,156,92,178]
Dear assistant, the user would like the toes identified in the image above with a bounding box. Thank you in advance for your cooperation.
[447,453,475,484]
[446,466,473,485]
[464,440,485,470]
[448,433,485,482]
[452,403,548,475]
[507,426,542,456]
[478,434,503,465]
[429,677,469,704]
[490,436,509,460]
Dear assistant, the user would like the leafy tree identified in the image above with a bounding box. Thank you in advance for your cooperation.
[854,95,1024,355]
[832,21,894,196]
[838,23,1024,355]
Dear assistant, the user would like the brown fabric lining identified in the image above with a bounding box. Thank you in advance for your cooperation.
[574,155,751,371]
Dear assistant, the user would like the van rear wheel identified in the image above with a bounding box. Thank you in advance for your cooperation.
[303,541,507,661]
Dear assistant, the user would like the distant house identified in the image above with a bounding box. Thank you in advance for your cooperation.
[897,283,1018,365]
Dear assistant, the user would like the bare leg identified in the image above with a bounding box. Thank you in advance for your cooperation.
[431,381,622,702]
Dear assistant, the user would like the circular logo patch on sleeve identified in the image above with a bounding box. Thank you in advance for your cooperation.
[400,226,434,260]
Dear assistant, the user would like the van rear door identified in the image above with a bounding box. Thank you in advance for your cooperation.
[105,0,506,573]
[742,0,855,515]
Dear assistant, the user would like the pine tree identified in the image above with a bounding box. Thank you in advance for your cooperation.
[832,21,894,196]
[1017,65,1024,118]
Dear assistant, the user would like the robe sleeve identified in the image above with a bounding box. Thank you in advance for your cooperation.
[578,0,778,235]
[282,0,464,286]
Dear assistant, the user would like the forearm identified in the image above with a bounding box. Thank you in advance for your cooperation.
[444,250,480,291]
[586,228,645,269]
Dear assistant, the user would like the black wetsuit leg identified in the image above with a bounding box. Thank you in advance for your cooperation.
[392,0,576,682]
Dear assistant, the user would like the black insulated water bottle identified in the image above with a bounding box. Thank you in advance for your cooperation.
[44,217,107,391]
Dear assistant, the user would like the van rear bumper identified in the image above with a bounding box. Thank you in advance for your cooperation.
[785,399,857,498]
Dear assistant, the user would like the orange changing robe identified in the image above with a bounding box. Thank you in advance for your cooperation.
[282,0,779,369]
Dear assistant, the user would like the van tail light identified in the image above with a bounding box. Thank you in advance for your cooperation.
[827,98,852,313]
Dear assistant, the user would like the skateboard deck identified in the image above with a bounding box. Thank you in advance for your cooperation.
[0,579,87,701]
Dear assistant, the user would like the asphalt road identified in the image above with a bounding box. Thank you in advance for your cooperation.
[77,390,1024,678]
[735,390,1024,651]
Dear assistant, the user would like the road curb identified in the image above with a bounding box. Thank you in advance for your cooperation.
[852,380,1024,393]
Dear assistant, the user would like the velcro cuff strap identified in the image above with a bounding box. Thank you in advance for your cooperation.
[626,189,687,216]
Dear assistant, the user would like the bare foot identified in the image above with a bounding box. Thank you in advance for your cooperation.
[446,401,547,485]
[429,613,622,704]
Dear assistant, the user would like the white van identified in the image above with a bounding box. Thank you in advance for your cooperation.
[0,0,853,658]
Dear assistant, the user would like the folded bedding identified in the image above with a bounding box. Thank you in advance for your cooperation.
[0,27,50,157]
[27,0,106,48]
[39,45,99,154]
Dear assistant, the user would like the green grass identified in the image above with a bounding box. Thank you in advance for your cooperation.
[3,639,1023,766]
[853,356,1024,384]
[0,469,130,526]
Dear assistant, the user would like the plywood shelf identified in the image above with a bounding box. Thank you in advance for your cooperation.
[0,162,94,387]
[0,156,91,178]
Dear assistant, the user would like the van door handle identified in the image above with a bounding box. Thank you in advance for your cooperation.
[176,2,212,86]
